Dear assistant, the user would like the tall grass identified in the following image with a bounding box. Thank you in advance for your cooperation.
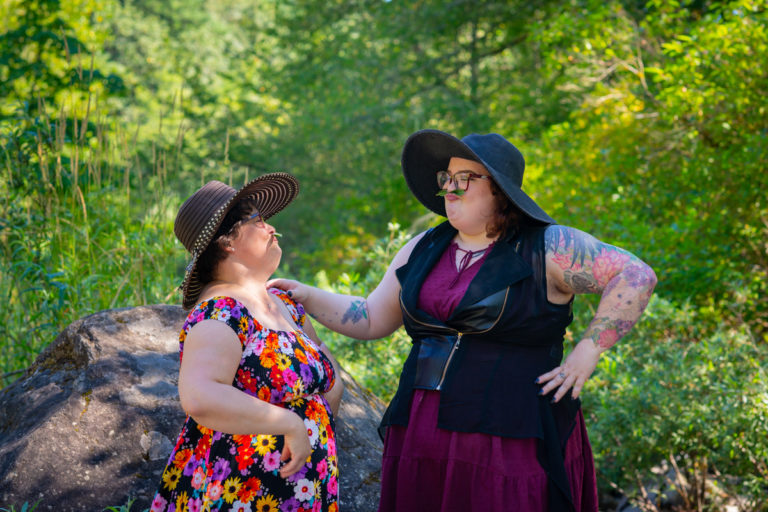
[0,87,186,388]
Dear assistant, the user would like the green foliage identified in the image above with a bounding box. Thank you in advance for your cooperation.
[0,501,40,512]
[582,294,768,508]
[0,89,183,386]
[1,0,767,508]
[528,0,768,340]
[102,497,148,512]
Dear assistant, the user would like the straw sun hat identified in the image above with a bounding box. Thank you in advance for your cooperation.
[174,173,299,309]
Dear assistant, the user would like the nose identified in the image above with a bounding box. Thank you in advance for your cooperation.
[442,175,458,191]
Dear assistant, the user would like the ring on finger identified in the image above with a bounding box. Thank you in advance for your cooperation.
[558,372,567,380]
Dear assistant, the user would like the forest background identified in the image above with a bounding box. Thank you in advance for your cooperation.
[1,0,767,509]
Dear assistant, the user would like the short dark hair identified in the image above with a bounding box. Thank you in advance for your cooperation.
[195,197,259,285]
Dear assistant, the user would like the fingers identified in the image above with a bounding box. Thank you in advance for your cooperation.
[552,373,578,402]
[278,418,313,478]
[279,450,304,478]
[536,368,580,403]
[570,378,585,400]
[536,339,601,402]
[267,279,306,302]
[536,369,565,399]
[278,443,312,478]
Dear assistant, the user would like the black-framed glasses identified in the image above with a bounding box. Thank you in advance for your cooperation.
[436,170,491,191]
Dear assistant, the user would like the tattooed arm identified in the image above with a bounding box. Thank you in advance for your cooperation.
[267,232,426,340]
[537,225,657,402]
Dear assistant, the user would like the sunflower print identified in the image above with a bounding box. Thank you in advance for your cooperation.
[150,290,338,511]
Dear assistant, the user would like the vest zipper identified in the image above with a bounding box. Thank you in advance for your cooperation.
[436,332,462,390]
[400,287,511,391]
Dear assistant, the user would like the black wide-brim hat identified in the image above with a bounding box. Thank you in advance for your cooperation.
[401,129,555,225]
[174,172,299,309]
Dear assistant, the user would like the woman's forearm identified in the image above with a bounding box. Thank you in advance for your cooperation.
[300,286,377,339]
[179,376,303,436]
[580,262,657,350]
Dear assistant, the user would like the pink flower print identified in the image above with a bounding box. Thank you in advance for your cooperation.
[206,480,224,501]
[327,437,337,457]
[191,465,206,490]
[317,459,328,480]
[592,249,631,287]
[283,368,298,388]
[312,499,322,512]
[327,474,338,495]
[150,495,167,512]
[252,336,266,356]
[294,478,315,501]
[231,501,252,512]
[263,450,282,471]
[188,497,202,512]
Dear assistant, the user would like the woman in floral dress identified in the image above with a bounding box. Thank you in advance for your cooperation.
[151,174,343,512]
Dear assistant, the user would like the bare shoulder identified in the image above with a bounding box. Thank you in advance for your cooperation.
[186,318,241,347]
[389,229,428,269]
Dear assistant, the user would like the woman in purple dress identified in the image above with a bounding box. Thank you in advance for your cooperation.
[271,130,657,511]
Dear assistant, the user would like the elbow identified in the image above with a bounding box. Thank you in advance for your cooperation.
[179,385,212,420]
[179,393,202,419]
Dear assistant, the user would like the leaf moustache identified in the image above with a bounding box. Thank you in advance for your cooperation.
[436,189,465,197]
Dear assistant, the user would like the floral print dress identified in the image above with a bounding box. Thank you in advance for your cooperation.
[151,290,338,512]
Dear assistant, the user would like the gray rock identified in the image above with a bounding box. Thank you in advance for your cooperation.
[0,305,385,511]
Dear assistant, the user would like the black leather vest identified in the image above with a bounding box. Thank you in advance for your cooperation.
[382,220,580,511]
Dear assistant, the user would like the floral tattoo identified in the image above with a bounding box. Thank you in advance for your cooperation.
[341,299,369,325]
[545,225,657,349]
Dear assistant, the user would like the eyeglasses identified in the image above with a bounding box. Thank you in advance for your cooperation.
[245,210,265,227]
[436,170,491,192]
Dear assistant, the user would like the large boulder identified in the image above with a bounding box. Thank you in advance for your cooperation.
[0,305,386,511]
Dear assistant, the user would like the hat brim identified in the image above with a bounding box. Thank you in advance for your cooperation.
[181,172,299,309]
[401,129,554,225]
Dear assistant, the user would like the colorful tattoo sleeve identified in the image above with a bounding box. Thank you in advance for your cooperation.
[545,225,657,349]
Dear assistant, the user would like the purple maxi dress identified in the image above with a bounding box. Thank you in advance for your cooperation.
[378,242,599,512]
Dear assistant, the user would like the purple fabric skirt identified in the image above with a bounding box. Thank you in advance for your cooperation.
[378,390,598,512]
